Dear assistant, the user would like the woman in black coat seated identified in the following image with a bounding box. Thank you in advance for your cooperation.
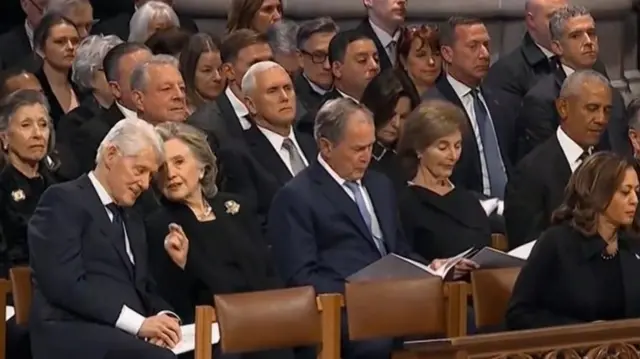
[359,68,418,192]
[506,152,640,330]
[0,89,57,278]
[397,100,492,264]
[145,122,291,359]
[33,13,84,127]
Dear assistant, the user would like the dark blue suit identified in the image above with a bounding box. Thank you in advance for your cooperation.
[267,160,415,359]
[27,175,176,359]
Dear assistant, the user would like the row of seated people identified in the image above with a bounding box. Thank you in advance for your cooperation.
[2,90,639,359]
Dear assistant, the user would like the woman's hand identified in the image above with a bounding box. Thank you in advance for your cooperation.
[453,258,479,279]
[164,223,189,269]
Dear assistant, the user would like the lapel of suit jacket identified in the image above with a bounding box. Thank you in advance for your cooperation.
[362,172,395,251]
[76,175,135,279]
[244,126,293,185]
[617,235,640,317]
[310,162,377,247]
[216,93,245,138]
[549,136,573,193]
[356,18,392,70]
[295,130,318,162]
[122,208,147,283]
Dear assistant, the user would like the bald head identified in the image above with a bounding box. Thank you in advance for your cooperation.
[525,0,568,49]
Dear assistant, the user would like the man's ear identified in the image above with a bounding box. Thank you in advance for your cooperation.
[244,94,257,115]
[103,144,119,169]
[331,61,342,80]
[221,63,235,83]
[109,81,122,100]
[550,40,563,57]
[555,97,568,119]
[131,90,145,112]
[440,45,454,64]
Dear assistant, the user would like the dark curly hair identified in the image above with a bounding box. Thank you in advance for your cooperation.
[551,151,640,236]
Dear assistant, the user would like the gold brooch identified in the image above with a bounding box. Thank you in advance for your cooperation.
[224,200,240,215]
[11,189,25,202]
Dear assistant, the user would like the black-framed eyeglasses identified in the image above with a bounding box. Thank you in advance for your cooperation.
[300,49,329,64]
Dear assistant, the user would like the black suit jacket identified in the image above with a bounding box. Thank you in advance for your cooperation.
[70,103,124,177]
[187,92,247,143]
[91,11,198,40]
[504,135,571,248]
[423,75,515,194]
[353,18,393,71]
[506,223,640,330]
[296,88,343,136]
[518,66,627,159]
[293,72,325,114]
[27,175,172,359]
[34,67,85,127]
[0,25,40,71]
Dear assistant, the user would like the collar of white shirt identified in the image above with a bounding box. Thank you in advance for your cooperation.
[534,42,555,59]
[225,87,252,130]
[562,64,575,78]
[303,73,329,95]
[556,127,589,169]
[317,154,362,187]
[446,73,476,99]
[368,19,401,49]
[116,102,139,121]
[336,89,359,103]
[88,171,115,207]
[24,20,34,49]
[258,125,298,152]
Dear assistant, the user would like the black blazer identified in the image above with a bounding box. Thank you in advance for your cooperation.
[518,66,627,159]
[296,88,343,136]
[506,223,640,330]
[27,174,173,359]
[145,193,281,324]
[70,103,124,177]
[368,143,407,193]
[353,18,393,71]
[399,185,492,261]
[423,76,515,194]
[0,25,40,71]
[293,72,325,114]
[57,95,105,143]
[0,164,56,277]
[34,66,85,127]
[188,92,247,143]
[91,12,198,40]
[504,135,571,249]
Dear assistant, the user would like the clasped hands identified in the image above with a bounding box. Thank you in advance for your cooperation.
[430,258,479,279]
[164,223,189,269]
[139,313,182,349]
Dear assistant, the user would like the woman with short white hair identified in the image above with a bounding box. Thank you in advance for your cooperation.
[128,1,180,43]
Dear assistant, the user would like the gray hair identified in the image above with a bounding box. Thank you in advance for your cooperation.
[72,35,124,91]
[130,54,179,93]
[627,98,640,130]
[45,0,90,16]
[128,1,180,42]
[95,118,165,165]
[155,122,219,198]
[559,69,610,99]
[0,89,55,158]
[296,17,339,50]
[549,5,590,41]
[241,60,284,96]
[266,20,300,55]
[314,98,373,143]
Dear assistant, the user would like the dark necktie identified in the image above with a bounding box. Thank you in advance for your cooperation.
[549,55,560,70]
[106,203,134,270]
[470,89,508,199]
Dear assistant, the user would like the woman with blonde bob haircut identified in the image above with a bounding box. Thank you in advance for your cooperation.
[507,152,640,331]
[145,123,286,357]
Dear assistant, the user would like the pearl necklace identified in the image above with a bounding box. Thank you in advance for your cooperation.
[196,202,213,221]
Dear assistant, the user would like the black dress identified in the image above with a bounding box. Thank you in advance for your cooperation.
[368,142,407,193]
[399,184,492,260]
[145,193,291,359]
[0,163,56,277]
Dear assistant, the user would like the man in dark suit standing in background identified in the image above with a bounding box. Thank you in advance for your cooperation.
[504,70,612,249]
[354,0,406,71]
[28,118,181,359]
[268,98,415,359]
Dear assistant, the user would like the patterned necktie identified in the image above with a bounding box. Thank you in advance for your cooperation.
[387,40,397,66]
[282,138,306,176]
[343,181,387,256]
[106,203,134,269]
[470,89,508,199]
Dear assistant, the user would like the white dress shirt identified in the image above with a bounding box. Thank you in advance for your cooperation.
[336,89,359,103]
[24,21,34,49]
[257,126,309,175]
[369,19,401,65]
[535,43,555,59]
[562,64,575,78]
[116,102,139,121]
[303,73,329,96]
[88,172,178,335]
[556,127,590,172]
[446,74,506,197]
[317,155,383,241]
[225,87,252,130]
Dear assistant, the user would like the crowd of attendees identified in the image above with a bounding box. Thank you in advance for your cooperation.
[0,0,639,358]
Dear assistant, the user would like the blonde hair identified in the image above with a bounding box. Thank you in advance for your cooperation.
[154,122,218,198]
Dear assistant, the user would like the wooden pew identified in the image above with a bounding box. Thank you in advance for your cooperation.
[195,287,342,359]
[490,233,509,252]
[401,319,640,359]
[9,267,31,326]
[470,267,521,330]
[0,278,11,359]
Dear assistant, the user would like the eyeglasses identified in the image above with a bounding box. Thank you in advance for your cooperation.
[300,49,329,64]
